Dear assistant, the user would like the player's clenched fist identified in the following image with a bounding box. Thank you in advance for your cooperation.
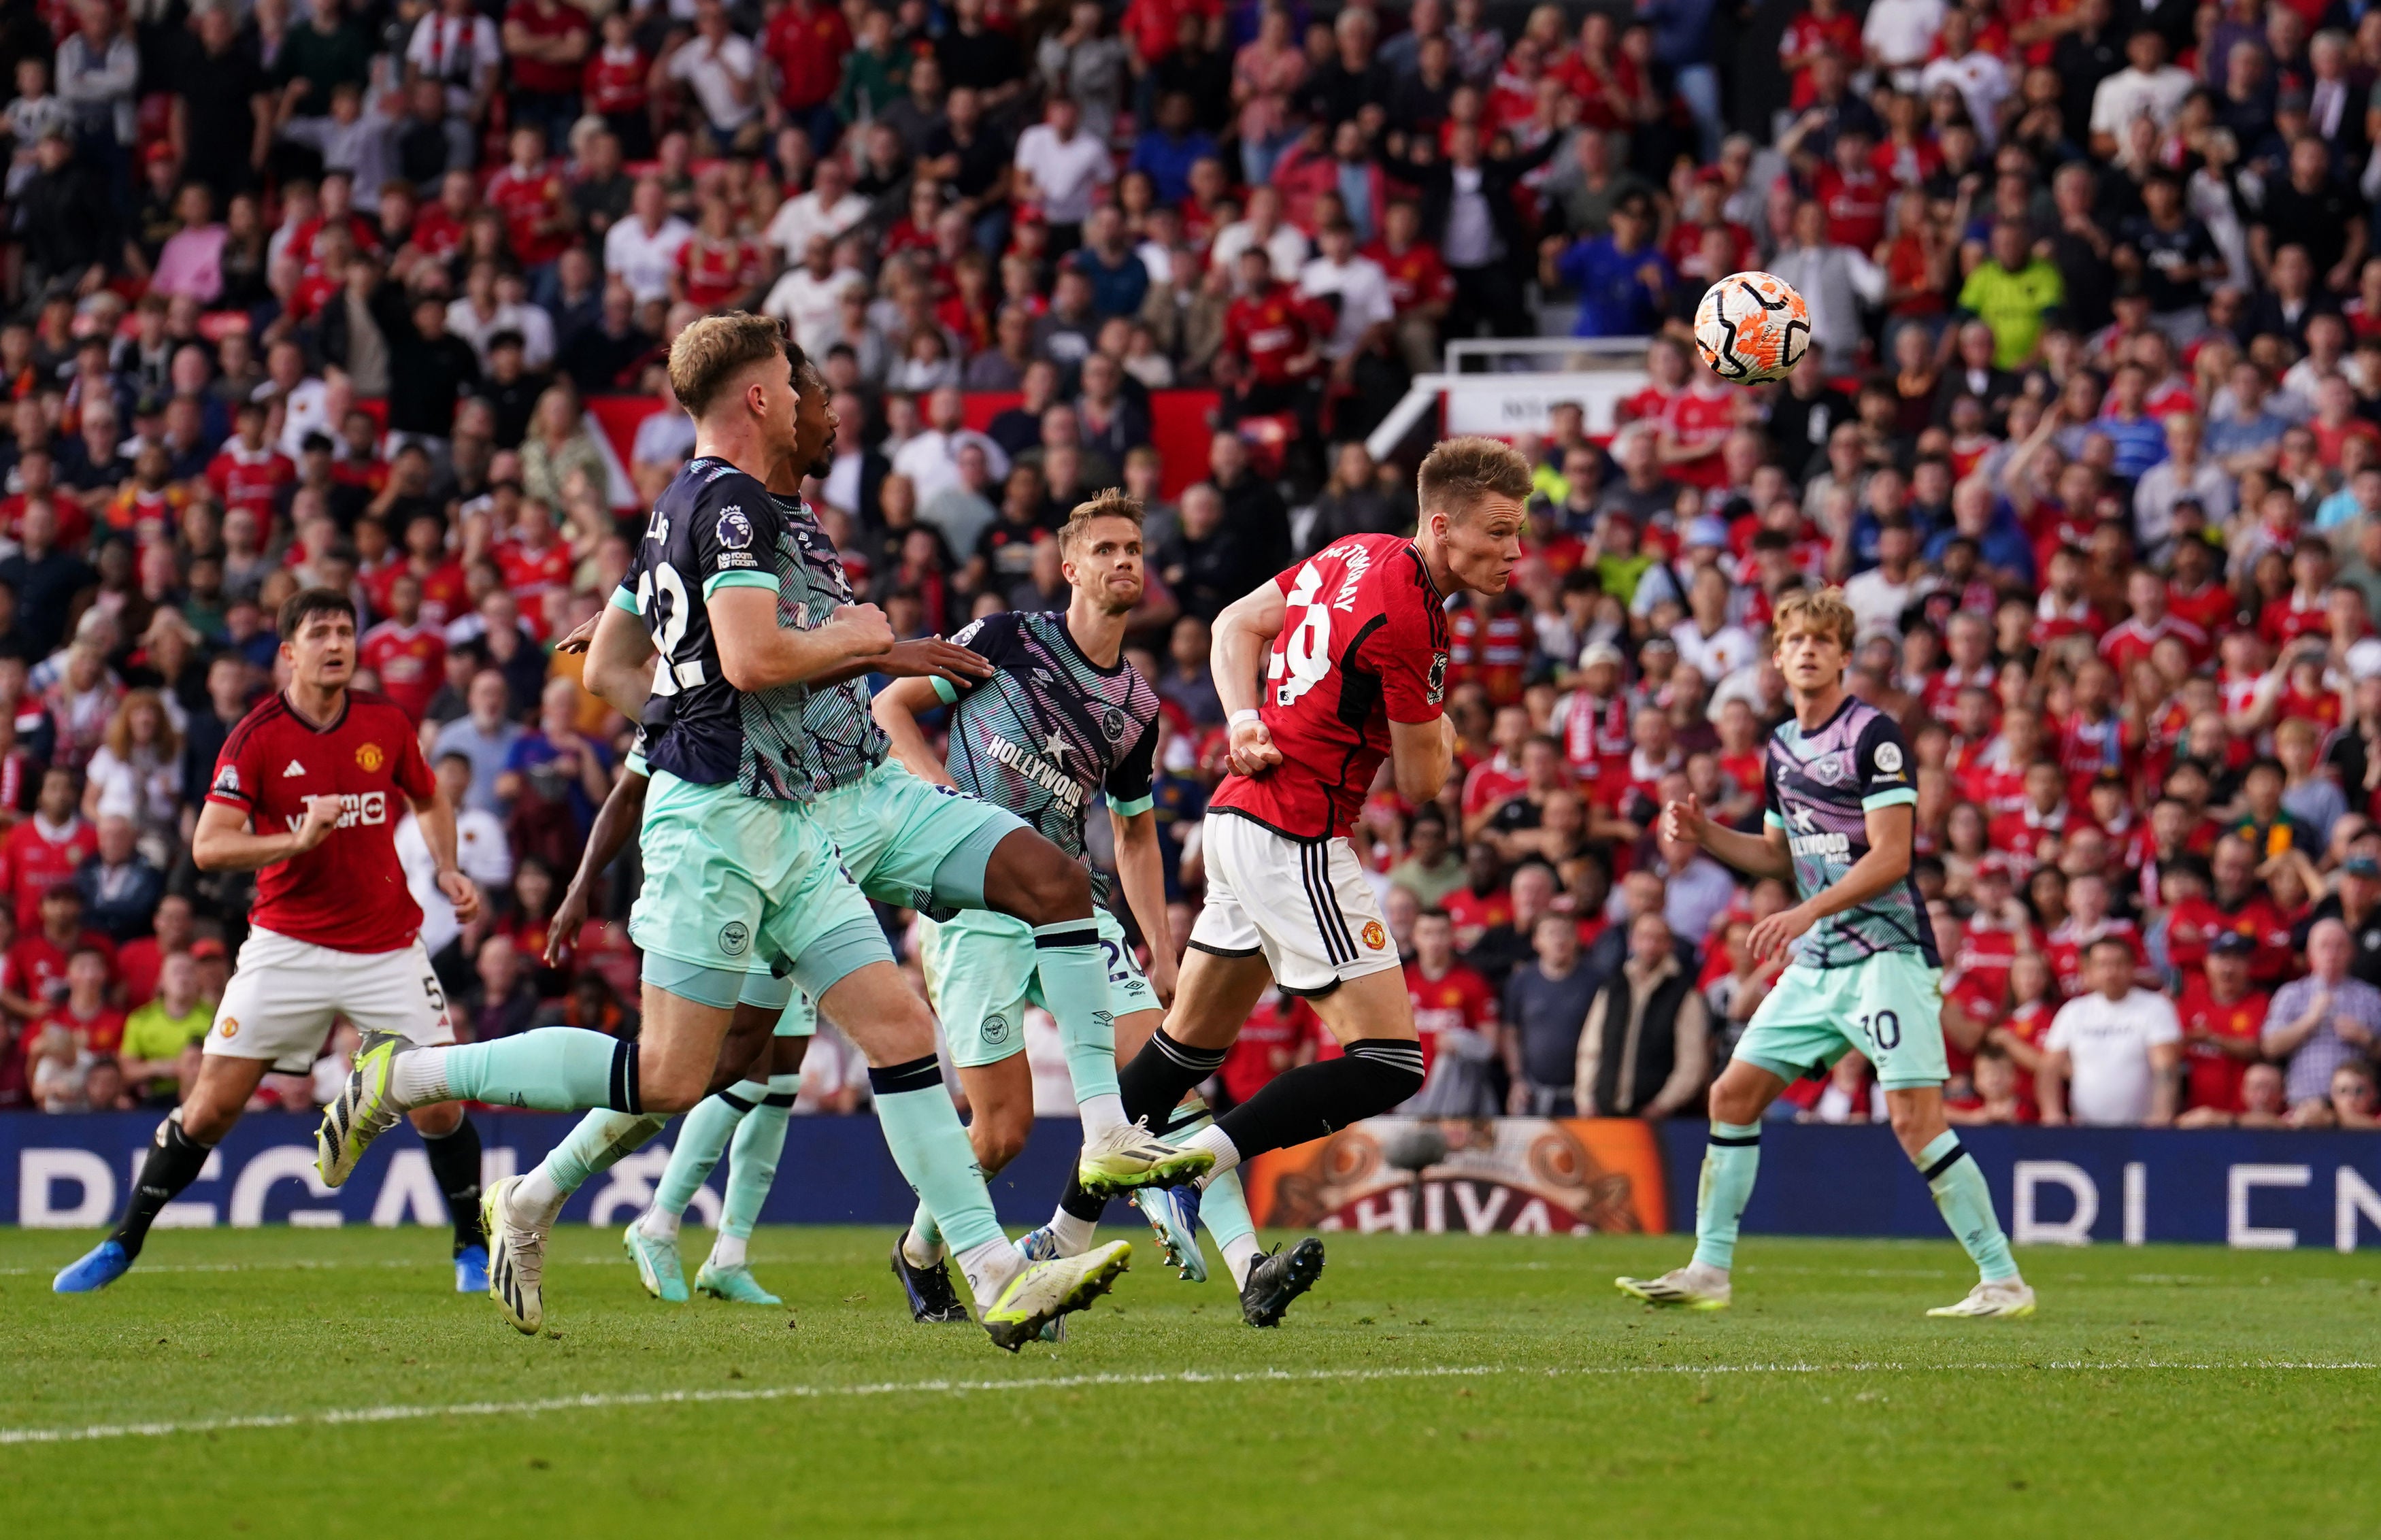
[1227,714,1284,777]
[830,603,895,655]
[291,794,344,852]
[437,869,483,926]
[1661,792,1705,848]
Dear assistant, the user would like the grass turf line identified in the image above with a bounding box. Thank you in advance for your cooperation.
[3,1226,2378,1539]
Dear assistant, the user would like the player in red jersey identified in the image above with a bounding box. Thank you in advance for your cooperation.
[53,589,488,1296]
[359,572,448,722]
[1110,438,1530,1322]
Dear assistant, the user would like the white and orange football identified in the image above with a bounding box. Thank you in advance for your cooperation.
[1693,271,1812,385]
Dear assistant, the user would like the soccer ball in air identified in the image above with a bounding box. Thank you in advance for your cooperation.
[1693,271,1812,385]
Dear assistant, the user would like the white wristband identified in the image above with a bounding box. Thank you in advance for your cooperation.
[1228,708,1263,730]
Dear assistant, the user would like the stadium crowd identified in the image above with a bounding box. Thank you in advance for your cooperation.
[0,0,2379,1136]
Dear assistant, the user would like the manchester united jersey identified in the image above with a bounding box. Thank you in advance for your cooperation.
[205,690,435,953]
[1210,533,1452,841]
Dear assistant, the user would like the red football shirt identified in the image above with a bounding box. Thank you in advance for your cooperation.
[1,816,97,931]
[1210,534,1452,840]
[676,232,767,309]
[584,44,649,114]
[495,539,574,638]
[763,0,850,109]
[6,928,115,1009]
[504,0,590,93]
[206,443,296,519]
[2176,980,2268,1114]
[486,161,571,267]
[1364,241,1454,312]
[1219,992,1314,1105]
[1403,958,1496,1077]
[359,620,447,723]
[205,690,435,953]
[1222,282,1320,386]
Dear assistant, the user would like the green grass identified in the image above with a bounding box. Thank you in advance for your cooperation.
[3,1226,2378,1539]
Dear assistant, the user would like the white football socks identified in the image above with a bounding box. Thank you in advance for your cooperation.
[1048,1209,1098,1255]
[1222,1233,1263,1290]
[513,1166,567,1228]
[1078,1092,1128,1139]
[956,1236,1022,1307]
[1181,1124,1242,1186]
[710,1231,748,1269]
[390,1048,451,1108]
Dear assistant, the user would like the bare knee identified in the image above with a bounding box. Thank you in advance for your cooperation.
[990,835,1093,927]
[1708,1076,1770,1127]
[407,1103,462,1137]
[639,1056,710,1116]
[769,1035,811,1078]
[178,1096,239,1144]
[1887,1097,1946,1156]
[971,1109,1031,1174]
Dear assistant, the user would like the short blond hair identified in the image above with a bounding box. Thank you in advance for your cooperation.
[1060,488,1142,552]
[666,312,786,420]
[1772,586,1858,651]
[1417,436,1533,521]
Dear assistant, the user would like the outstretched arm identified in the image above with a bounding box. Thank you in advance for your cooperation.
[546,766,650,967]
[1112,806,1178,1005]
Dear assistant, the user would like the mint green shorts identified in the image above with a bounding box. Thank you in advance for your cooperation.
[812,757,1027,915]
[729,758,1025,1034]
[1735,952,1949,1090]
[917,905,1156,1067]
[629,770,889,1007]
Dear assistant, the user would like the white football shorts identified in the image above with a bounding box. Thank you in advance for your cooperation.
[1188,811,1401,996]
[203,926,456,1075]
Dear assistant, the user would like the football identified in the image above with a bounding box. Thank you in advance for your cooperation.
[1693,270,1812,384]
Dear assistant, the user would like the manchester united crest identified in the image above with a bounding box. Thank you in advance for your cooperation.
[354,742,386,773]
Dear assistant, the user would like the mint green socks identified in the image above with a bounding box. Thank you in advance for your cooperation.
[720,1075,796,1240]
[1170,1099,1254,1252]
[517,1109,669,1225]
[1033,921,1125,1131]
[871,1056,1005,1256]
[652,1079,763,1219]
[1691,1120,1762,1271]
[1915,1131,2019,1282]
[405,1029,637,1111]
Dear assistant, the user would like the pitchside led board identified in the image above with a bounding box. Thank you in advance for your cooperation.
[6,1115,2381,1250]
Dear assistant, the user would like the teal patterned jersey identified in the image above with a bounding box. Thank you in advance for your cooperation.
[937,610,1161,905]
[767,493,890,796]
[614,488,888,801]
[1762,696,1939,969]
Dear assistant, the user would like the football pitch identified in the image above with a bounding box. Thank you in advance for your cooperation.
[3,1226,2376,1539]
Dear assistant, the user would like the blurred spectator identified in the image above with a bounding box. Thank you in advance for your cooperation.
[2042,936,2183,1126]
[1501,909,1596,1115]
[1577,910,1709,1118]
[2263,918,2381,1117]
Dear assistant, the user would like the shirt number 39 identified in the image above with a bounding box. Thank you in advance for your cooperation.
[1271,561,1335,707]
